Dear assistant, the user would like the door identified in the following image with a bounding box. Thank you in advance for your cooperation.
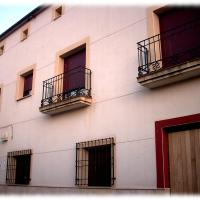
[63,48,86,94]
[15,155,31,184]
[88,145,111,186]
[168,128,200,193]
[158,7,200,68]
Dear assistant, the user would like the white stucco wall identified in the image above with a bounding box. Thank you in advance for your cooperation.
[0,5,200,189]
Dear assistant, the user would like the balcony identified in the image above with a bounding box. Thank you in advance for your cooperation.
[39,67,92,114]
[137,18,200,88]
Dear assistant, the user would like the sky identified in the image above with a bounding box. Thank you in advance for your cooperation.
[0,4,40,34]
[0,0,199,35]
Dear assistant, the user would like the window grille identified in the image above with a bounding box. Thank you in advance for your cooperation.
[76,137,115,187]
[6,149,32,185]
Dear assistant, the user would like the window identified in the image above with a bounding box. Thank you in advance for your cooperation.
[23,73,33,97]
[41,44,92,108]
[6,149,32,185]
[0,45,4,56]
[63,47,86,96]
[21,28,29,41]
[53,5,63,20]
[156,7,200,68]
[16,65,35,101]
[76,138,115,187]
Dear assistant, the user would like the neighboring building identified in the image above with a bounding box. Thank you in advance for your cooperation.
[0,4,200,194]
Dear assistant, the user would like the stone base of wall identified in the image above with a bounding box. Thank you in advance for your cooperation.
[0,185,170,195]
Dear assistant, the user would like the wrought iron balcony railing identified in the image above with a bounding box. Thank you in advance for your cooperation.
[41,67,91,107]
[137,18,200,77]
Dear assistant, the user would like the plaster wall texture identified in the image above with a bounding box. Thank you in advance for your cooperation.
[0,5,200,189]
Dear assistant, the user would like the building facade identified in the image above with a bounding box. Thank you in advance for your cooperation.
[0,5,200,194]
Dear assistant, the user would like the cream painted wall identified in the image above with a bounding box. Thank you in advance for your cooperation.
[0,5,200,189]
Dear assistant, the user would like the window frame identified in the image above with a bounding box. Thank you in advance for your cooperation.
[6,149,32,185]
[16,64,36,101]
[20,25,30,42]
[22,72,33,97]
[75,137,115,187]
[52,5,63,21]
[55,37,90,76]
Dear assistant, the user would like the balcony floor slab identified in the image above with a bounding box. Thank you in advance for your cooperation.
[137,59,200,88]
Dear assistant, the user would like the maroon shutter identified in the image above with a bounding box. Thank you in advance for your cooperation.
[23,73,33,96]
[158,7,200,68]
[63,48,86,92]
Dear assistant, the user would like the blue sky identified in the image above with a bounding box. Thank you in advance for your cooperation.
[0,4,40,34]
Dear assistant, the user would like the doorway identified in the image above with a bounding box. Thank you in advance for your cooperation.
[168,128,200,193]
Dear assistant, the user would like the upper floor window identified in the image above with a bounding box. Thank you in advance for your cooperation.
[157,7,200,68]
[39,38,92,114]
[53,5,63,20]
[21,28,29,41]
[16,65,35,101]
[0,45,4,56]
[41,44,91,107]
[137,7,200,78]
[23,73,33,97]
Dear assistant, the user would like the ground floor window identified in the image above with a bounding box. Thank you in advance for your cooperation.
[6,149,32,185]
[75,137,115,187]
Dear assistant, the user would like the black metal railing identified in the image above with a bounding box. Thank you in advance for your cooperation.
[137,18,200,77]
[41,67,91,107]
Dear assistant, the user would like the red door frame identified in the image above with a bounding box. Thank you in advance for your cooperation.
[155,113,200,188]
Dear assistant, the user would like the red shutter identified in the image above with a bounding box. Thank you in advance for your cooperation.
[63,48,86,92]
[158,7,200,68]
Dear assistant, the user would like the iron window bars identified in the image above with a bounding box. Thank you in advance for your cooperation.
[137,17,200,77]
[6,149,32,185]
[76,137,115,187]
[41,67,91,107]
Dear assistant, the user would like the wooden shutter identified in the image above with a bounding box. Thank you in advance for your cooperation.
[158,7,200,68]
[168,129,200,193]
[63,48,86,92]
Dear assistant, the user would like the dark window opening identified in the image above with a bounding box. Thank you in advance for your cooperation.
[6,149,31,185]
[88,145,111,186]
[0,45,4,56]
[21,29,28,41]
[54,6,62,19]
[23,73,33,97]
[76,138,115,187]
[15,155,31,184]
